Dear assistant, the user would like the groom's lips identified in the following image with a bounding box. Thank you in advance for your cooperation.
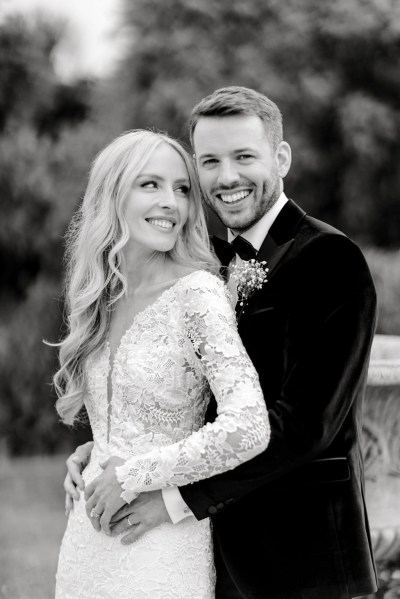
[215,189,252,204]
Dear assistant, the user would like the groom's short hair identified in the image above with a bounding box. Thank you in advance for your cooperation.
[189,86,283,150]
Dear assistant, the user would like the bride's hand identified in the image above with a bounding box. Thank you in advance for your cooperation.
[84,456,126,532]
[64,441,94,514]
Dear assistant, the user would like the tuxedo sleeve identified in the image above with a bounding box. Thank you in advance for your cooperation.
[180,233,377,519]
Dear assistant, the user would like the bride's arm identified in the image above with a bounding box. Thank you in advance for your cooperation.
[115,272,270,502]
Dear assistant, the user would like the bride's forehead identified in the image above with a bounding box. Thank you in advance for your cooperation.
[139,143,189,176]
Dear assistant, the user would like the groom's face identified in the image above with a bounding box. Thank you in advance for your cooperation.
[193,114,282,234]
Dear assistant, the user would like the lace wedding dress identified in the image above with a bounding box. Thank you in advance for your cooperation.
[55,270,269,599]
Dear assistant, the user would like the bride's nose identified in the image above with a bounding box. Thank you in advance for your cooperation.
[158,187,178,210]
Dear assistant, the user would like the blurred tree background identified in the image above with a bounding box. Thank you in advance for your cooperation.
[1,0,400,455]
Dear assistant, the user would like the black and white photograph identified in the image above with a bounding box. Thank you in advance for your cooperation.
[1,0,400,598]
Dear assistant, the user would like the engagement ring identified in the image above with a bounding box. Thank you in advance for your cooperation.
[127,516,134,527]
[90,509,101,519]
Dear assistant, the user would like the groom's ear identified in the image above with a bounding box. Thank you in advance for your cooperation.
[275,141,291,179]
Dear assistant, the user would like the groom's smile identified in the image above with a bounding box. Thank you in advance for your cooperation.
[217,189,252,204]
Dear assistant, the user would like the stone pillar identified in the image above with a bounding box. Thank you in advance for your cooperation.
[364,335,400,563]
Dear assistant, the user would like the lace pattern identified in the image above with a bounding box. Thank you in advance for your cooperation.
[55,270,269,599]
[115,271,270,500]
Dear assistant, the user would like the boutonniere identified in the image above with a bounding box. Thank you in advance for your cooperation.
[231,259,269,311]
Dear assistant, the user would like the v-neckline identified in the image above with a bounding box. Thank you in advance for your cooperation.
[104,270,204,441]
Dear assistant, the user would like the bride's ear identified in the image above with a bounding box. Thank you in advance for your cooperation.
[275,142,291,179]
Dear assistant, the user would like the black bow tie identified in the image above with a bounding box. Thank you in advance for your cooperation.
[230,236,257,261]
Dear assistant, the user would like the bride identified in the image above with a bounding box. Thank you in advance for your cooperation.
[53,129,270,598]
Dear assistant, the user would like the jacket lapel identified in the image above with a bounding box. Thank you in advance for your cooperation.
[212,200,306,316]
[257,199,306,279]
[257,236,294,279]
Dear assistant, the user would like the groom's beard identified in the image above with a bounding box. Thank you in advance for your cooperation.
[200,175,281,234]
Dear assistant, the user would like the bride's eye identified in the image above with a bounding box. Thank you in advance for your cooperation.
[176,185,190,195]
[141,181,157,189]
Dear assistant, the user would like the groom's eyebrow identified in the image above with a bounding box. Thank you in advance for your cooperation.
[197,152,215,159]
[234,147,256,153]
[197,146,257,159]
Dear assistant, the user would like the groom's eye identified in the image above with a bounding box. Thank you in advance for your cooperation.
[201,158,218,167]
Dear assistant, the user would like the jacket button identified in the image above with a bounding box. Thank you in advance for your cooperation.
[208,506,218,515]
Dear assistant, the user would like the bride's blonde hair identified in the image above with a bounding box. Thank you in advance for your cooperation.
[53,129,219,425]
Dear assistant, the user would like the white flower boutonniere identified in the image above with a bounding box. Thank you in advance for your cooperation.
[231,259,269,310]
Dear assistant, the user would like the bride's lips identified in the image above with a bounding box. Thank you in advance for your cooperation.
[145,216,177,232]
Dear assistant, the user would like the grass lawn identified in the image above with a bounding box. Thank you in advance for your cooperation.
[0,455,68,599]
[0,452,398,598]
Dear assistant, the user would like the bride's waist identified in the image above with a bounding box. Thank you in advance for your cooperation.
[91,428,191,459]
[84,434,172,478]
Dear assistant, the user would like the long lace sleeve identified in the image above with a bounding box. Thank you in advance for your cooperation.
[115,271,270,501]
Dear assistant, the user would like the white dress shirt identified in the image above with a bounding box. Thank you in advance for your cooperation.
[162,192,289,523]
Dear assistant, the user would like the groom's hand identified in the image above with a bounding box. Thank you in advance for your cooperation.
[84,456,126,533]
[109,490,172,544]
[64,441,94,514]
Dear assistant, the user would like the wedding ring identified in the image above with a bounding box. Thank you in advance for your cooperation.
[90,508,101,519]
[127,516,133,527]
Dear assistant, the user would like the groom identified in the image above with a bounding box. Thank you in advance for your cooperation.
[66,87,378,599]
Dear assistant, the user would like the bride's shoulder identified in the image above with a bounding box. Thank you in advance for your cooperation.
[178,268,224,290]
[177,270,232,314]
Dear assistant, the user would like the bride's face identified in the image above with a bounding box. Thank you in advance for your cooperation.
[124,143,191,254]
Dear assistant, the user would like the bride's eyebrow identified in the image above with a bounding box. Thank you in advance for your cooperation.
[135,173,190,185]
[136,173,163,180]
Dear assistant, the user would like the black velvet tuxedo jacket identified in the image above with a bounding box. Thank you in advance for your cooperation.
[180,200,378,599]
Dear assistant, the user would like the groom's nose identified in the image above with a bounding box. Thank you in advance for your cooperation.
[216,159,240,186]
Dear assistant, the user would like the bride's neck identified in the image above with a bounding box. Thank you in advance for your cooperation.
[122,250,177,296]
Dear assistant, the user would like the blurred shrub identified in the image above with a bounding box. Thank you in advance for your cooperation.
[1,2,400,455]
[364,248,400,335]
[0,15,104,455]
[104,0,400,247]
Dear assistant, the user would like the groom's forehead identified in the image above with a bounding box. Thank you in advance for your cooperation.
[192,115,268,156]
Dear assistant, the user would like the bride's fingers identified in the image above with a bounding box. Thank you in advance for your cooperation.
[85,496,103,531]
[88,510,102,532]
[109,504,135,525]
[100,496,126,534]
